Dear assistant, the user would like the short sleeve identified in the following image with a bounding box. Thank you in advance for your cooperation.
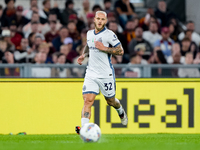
[107,31,121,47]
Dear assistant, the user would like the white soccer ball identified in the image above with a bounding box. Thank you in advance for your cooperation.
[80,123,101,142]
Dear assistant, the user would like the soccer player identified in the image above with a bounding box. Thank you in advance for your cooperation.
[76,11,128,134]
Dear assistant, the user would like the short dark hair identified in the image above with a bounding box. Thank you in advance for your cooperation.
[104,0,111,3]
[59,26,68,31]
[92,4,102,11]
[0,5,3,10]
[187,20,194,25]
[182,37,191,42]
[57,52,65,58]
[42,0,50,5]
[65,0,74,8]
[5,0,16,4]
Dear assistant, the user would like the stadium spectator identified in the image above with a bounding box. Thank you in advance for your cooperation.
[73,28,87,51]
[170,51,182,77]
[149,47,173,77]
[123,19,138,44]
[108,21,128,63]
[89,22,95,30]
[52,26,69,51]
[9,20,23,48]
[154,0,175,27]
[68,14,86,33]
[72,45,88,78]
[38,42,54,63]
[60,0,77,25]
[193,52,200,64]
[178,21,200,46]
[34,33,45,49]
[86,13,95,29]
[0,39,8,62]
[63,37,78,63]
[0,5,3,33]
[2,0,16,28]
[180,37,198,58]
[42,0,51,18]
[148,46,167,64]
[14,38,36,63]
[23,12,45,38]
[167,43,185,64]
[23,0,38,18]
[78,0,91,24]
[67,21,80,43]
[114,0,136,29]
[107,12,123,33]
[122,52,146,78]
[51,53,71,77]
[178,52,200,77]
[128,27,152,60]
[111,55,122,78]
[44,14,60,56]
[139,8,155,31]
[44,15,59,43]
[52,51,59,64]
[23,0,47,24]
[133,44,150,63]
[103,0,113,14]
[28,32,36,48]
[31,51,51,77]
[59,44,71,63]
[168,18,183,42]
[43,12,62,35]
[143,21,162,48]
[0,50,20,77]
[14,6,29,32]
[92,4,102,14]
[154,27,174,58]
[1,29,15,51]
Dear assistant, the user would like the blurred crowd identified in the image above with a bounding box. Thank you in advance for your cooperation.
[0,0,199,78]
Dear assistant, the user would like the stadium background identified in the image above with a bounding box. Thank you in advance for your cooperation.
[0,0,200,136]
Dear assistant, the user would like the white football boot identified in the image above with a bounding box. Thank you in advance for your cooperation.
[119,109,128,125]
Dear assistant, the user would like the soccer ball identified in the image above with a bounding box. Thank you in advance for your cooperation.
[80,123,101,142]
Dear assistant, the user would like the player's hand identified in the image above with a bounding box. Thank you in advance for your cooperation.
[77,54,85,65]
[95,41,106,51]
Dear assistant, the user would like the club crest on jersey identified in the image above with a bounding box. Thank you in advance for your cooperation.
[97,37,102,43]
[113,35,116,38]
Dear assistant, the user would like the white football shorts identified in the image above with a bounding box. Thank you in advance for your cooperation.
[82,76,116,98]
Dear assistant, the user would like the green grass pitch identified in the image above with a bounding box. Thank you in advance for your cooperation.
[0,134,200,150]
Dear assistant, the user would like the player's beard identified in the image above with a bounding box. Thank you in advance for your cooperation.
[94,22,106,31]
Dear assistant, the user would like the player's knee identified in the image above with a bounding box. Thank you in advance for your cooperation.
[106,98,115,106]
[107,100,114,106]
[84,97,94,106]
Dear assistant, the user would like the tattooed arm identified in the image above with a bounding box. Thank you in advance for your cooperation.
[77,45,89,65]
[82,44,89,57]
[95,41,124,55]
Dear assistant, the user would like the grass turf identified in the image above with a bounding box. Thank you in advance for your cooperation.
[0,134,200,150]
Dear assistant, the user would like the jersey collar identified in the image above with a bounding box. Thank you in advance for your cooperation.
[94,27,106,35]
